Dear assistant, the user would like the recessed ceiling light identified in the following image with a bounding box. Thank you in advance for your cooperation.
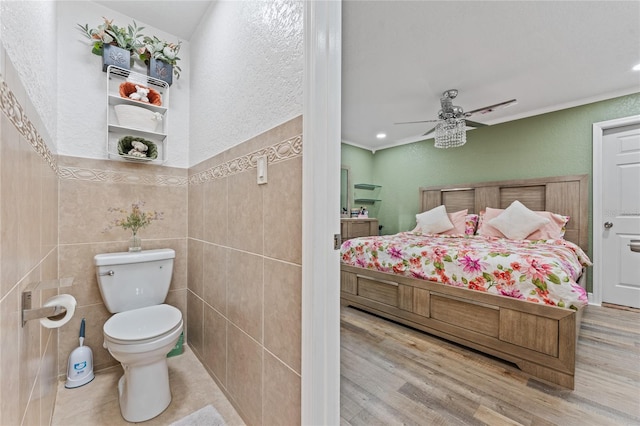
[633,63,640,71]
[376,133,386,139]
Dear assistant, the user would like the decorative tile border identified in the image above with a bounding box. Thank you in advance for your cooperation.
[58,166,188,186]
[189,134,303,185]
[58,131,302,187]
[0,76,58,173]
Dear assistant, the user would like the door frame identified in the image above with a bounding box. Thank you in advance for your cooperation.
[301,1,342,425]
[591,114,640,305]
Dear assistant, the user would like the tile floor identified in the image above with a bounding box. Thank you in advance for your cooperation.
[52,346,244,425]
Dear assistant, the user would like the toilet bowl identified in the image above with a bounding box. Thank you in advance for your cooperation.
[103,304,183,422]
[95,249,180,422]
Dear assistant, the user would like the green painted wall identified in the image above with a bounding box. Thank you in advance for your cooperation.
[341,143,378,216]
[342,93,640,290]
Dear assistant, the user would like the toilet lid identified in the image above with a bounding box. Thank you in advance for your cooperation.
[104,304,182,341]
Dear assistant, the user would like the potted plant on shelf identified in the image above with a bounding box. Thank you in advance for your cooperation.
[139,36,182,86]
[77,17,145,71]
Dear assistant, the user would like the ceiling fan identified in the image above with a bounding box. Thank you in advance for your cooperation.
[396,89,517,136]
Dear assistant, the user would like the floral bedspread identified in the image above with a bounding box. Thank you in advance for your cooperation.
[340,232,592,310]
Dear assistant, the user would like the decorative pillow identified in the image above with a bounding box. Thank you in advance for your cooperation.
[441,209,469,235]
[478,207,568,240]
[477,208,507,238]
[464,214,480,236]
[415,205,454,234]
[486,201,550,240]
[527,213,570,240]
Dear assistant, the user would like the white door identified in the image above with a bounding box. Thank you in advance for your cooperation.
[601,123,640,308]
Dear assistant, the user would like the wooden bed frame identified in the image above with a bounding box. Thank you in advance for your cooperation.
[340,174,589,389]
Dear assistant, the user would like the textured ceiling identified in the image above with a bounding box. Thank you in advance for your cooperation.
[94,0,213,41]
[342,1,640,151]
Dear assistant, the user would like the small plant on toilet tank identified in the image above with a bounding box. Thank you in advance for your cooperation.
[104,201,163,251]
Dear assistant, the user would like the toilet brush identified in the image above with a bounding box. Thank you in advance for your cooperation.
[65,318,95,388]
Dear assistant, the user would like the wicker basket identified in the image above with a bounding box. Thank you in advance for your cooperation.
[119,82,162,106]
[117,136,158,161]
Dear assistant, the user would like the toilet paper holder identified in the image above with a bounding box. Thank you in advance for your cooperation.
[21,277,74,327]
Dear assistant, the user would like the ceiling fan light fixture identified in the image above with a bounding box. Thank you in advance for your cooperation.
[434,118,466,149]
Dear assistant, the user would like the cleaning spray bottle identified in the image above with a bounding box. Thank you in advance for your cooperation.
[65,318,95,388]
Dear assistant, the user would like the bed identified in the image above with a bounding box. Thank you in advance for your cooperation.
[340,174,590,389]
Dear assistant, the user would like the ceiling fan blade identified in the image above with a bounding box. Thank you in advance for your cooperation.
[464,119,487,128]
[395,119,439,125]
[466,99,517,116]
[423,126,437,136]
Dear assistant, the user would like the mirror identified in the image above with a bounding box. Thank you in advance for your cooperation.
[341,166,350,217]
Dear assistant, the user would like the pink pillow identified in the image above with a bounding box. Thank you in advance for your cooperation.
[477,207,569,240]
[528,212,569,239]
[441,209,469,235]
[477,208,508,238]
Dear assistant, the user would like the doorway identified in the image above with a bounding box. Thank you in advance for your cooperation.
[593,115,640,308]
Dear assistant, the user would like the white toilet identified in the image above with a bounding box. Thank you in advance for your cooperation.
[94,248,183,423]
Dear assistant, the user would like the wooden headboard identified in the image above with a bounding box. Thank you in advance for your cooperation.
[419,175,589,251]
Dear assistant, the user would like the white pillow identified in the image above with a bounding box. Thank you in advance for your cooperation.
[488,200,550,240]
[415,205,454,234]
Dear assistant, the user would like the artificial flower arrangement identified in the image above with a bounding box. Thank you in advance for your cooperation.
[77,17,145,56]
[139,35,182,79]
[77,18,182,80]
[106,201,163,233]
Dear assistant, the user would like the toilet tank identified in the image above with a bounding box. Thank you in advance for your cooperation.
[94,249,175,313]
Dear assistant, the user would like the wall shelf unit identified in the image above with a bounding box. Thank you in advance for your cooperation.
[106,66,169,164]
[354,183,381,190]
[354,183,382,204]
[354,198,382,204]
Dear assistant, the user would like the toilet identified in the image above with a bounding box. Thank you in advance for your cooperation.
[94,248,183,423]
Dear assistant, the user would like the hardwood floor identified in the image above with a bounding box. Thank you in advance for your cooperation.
[340,304,640,426]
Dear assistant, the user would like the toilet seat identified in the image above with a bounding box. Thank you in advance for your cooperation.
[104,304,182,344]
[102,305,183,423]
